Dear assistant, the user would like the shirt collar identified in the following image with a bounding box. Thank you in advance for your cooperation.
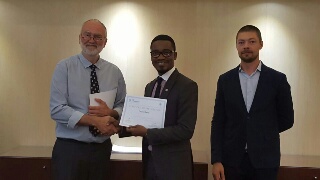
[238,61,262,72]
[78,53,102,69]
[159,67,176,81]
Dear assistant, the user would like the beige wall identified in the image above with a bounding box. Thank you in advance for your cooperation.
[0,0,319,179]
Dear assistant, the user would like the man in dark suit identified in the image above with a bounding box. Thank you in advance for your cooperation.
[126,34,198,180]
[211,25,294,180]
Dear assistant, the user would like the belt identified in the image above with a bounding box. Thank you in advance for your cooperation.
[57,137,109,145]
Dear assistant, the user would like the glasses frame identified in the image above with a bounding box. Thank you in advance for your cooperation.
[150,50,175,58]
[81,32,106,42]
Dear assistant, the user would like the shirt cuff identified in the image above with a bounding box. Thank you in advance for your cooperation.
[113,107,123,118]
[68,111,84,128]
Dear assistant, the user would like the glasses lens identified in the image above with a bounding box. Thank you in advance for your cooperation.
[162,50,173,57]
[151,51,160,57]
[82,32,104,41]
[93,35,103,41]
[150,50,173,58]
[82,32,90,40]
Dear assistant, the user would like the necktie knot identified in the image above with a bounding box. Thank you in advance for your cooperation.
[89,64,97,70]
[157,76,163,84]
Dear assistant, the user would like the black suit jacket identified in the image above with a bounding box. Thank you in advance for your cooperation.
[141,69,198,180]
[211,63,294,168]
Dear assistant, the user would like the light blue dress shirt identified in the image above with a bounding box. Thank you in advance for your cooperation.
[239,61,261,112]
[50,54,126,143]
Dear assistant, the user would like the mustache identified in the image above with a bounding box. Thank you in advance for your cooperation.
[241,50,253,54]
[86,44,97,47]
[155,60,168,63]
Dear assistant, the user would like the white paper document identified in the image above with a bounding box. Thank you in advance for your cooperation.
[120,95,167,129]
[112,144,142,153]
[89,88,117,108]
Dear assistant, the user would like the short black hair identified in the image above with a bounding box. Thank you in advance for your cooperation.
[150,34,176,51]
[236,25,262,43]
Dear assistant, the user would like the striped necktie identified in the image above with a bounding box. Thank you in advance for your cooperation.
[154,77,163,98]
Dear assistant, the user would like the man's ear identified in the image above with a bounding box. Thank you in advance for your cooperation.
[260,40,263,50]
[174,52,177,60]
[104,38,108,47]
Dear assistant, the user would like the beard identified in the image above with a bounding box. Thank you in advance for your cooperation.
[239,52,258,63]
[80,43,103,56]
[152,60,174,75]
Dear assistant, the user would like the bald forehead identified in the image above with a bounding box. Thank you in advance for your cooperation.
[81,20,107,37]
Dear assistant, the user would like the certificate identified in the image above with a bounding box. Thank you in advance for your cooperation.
[89,88,117,108]
[120,95,167,129]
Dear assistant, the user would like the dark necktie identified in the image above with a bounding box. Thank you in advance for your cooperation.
[89,64,100,136]
[154,77,163,98]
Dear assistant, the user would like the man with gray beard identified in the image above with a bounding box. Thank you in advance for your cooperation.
[50,19,126,180]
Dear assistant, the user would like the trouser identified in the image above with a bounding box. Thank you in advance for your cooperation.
[146,150,158,180]
[52,138,112,180]
[224,152,279,180]
[145,149,195,180]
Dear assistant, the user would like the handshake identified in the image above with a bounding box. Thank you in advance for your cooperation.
[87,98,148,137]
[87,98,122,137]
[89,115,121,136]
[89,116,148,137]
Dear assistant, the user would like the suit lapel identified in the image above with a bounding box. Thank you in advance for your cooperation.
[231,66,248,114]
[145,79,157,97]
[249,63,268,113]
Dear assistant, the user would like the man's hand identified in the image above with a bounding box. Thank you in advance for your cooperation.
[212,162,225,180]
[88,98,112,117]
[126,125,147,136]
[95,116,119,136]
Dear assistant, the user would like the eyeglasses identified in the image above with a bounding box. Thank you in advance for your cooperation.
[81,32,105,42]
[150,49,174,58]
